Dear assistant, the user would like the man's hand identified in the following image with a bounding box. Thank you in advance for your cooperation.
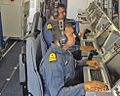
[80,32,84,37]
[84,81,108,91]
[80,46,94,52]
[87,60,100,69]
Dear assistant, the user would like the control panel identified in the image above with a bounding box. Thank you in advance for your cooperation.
[113,86,120,96]
[112,80,120,96]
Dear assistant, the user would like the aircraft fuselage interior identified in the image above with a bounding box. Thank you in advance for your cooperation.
[0,0,120,96]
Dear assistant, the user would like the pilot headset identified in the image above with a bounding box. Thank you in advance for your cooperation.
[58,19,68,46]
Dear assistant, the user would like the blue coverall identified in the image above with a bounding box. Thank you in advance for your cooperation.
[43,19,80,46]
[43,19,55,46]
[43,19,72,46]
[43,19,81,60]
[39,44,87,96]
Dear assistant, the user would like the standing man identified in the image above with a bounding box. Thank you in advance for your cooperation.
[39,24,108,96]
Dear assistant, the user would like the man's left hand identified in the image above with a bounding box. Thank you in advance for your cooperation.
[87,60,100,69]
[80,46,94,52]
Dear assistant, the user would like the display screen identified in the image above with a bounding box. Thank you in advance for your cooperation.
[96,29,111,49]
[105,52,120,87]
[103,31,120,51]
[94,15,111,33]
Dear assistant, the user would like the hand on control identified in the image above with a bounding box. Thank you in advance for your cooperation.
[87,60,100,69]
[84,81,108,91]
[80,46,94,52]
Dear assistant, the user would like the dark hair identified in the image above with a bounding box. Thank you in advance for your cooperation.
[58,3,66,9]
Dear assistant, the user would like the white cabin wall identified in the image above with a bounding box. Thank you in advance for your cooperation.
[67,0,94,20]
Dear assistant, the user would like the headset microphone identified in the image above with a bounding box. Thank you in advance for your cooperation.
[58,20,67,46]
[59,19,64,35]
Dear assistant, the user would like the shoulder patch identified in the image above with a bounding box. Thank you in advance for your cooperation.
[49,53,57,62]
[47,23,52,29]
[50,16,54,20]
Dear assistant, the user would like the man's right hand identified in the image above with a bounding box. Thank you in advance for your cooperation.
[84,81,108,92]
[80,46,94,52]
[87,60,100,69]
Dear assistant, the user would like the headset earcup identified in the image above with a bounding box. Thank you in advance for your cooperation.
[64,34,67,44]
[59,34,67,46]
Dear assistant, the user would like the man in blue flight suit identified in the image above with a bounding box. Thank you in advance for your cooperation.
[39,24,108,96]
[43,3,67,46]
[43,3,91,60]
[44,3,80,46]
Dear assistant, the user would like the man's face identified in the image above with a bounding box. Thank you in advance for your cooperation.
[58,7,66,19]
[65,26,76,47]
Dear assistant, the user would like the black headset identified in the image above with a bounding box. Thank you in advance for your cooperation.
[58,20,67,46]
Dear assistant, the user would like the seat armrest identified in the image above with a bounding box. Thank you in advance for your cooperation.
[19,46,26,85]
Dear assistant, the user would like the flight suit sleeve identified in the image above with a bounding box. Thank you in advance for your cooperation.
[43,23,53,46]
[75,59,88,67]
[46,61,86,96]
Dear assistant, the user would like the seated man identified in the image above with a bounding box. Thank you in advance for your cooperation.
[43,3,68,46]
[43,3,94,60]
[43,3,80,46]
[39,24,108,96]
